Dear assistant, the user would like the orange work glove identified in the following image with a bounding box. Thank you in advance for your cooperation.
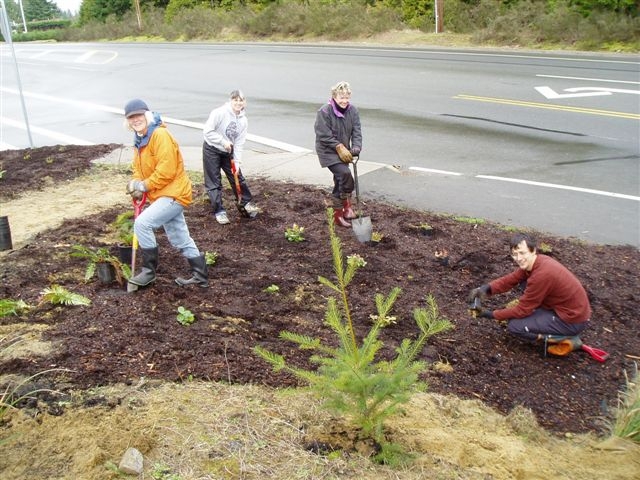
[336,144,353,163]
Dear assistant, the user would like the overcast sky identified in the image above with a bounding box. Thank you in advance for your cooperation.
[54,0,81,14]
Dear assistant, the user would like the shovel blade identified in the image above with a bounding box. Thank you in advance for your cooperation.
[237,203,258,219]
[352,216,372,243]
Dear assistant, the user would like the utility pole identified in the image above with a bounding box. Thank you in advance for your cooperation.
[434,0,443,34]
[134,0,142,31]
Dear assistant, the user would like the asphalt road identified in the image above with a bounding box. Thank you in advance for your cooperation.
[1,43,639,247]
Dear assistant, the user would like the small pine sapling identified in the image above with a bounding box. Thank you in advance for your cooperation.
[255,209,453,465]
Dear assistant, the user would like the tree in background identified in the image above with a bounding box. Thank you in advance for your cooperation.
[2,0,21,24]
[22,0,61,21]
[78,0,131,24]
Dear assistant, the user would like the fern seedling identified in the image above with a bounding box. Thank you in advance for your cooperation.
[39,285,91,307]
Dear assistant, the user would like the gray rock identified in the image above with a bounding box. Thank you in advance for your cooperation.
[118,447,143,475]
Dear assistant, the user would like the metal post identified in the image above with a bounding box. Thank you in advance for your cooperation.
[17,0,26,32]
[0,0,34,147]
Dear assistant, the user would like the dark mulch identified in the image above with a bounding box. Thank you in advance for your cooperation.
[1,145,638,436]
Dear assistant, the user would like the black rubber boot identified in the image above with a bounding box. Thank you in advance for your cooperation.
[175,254,209,287]
[129,247,158,287]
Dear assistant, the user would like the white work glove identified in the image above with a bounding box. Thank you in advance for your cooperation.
[126,180,146,199]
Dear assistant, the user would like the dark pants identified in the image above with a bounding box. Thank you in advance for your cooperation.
[507,308,589,342]
[202,142,252,214]
[327,162,355,204]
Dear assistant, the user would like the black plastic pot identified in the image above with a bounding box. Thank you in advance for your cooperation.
[118,245,133,265]
[96,262,116,284]
[0,216,13,251]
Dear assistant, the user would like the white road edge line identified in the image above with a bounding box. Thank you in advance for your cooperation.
[409,166,463,176]
[1,116,94,146]
[536,74,640,85]
[477,175,640,202]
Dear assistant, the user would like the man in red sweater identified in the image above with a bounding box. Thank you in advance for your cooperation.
[468,233,591,356]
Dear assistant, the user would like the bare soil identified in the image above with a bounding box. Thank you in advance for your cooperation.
[0,145,639,466]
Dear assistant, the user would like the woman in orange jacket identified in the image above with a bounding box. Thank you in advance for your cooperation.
[124,99,208,289]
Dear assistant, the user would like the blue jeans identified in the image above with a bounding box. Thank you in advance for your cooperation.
[134,197,200,259]
[507,308,589,342]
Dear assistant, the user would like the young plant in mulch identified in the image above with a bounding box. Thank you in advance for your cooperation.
[368,231,384,246]
[0,299,31,318]
[263,284,280,294]
[284,224,305,242]
[39,285,91,307]
[254,208,453,466]
[1,286,89,319]
[205,251,218,266]
[70,244,131,285]
[176,306,195,326]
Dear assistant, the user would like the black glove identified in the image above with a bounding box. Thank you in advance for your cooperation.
[126,180,146,199]
[468,284,491,303]
[351,147,361,157]
[478,309,494,319]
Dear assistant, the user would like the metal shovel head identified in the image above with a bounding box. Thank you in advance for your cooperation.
[236,202,257,219]
[352,216,372,243]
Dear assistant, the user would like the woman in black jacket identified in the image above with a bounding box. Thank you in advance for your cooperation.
[314,81,363,227]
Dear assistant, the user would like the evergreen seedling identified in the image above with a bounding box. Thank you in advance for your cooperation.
[255,208,453,465]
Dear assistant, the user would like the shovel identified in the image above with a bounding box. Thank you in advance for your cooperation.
[230,155,256,219]
[350,156,372,243]
[127,193,147,293]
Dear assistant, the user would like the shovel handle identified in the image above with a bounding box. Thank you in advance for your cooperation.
[132,193,147,218]
[581,344,609,363]
[352,156,360,204]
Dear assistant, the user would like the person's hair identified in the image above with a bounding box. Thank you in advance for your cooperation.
[124,110,155,131]
[331,81,351,98]
[229,89,245,100]
[510,233,537,252]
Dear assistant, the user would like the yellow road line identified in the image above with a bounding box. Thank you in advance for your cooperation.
[454,94,640,120]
